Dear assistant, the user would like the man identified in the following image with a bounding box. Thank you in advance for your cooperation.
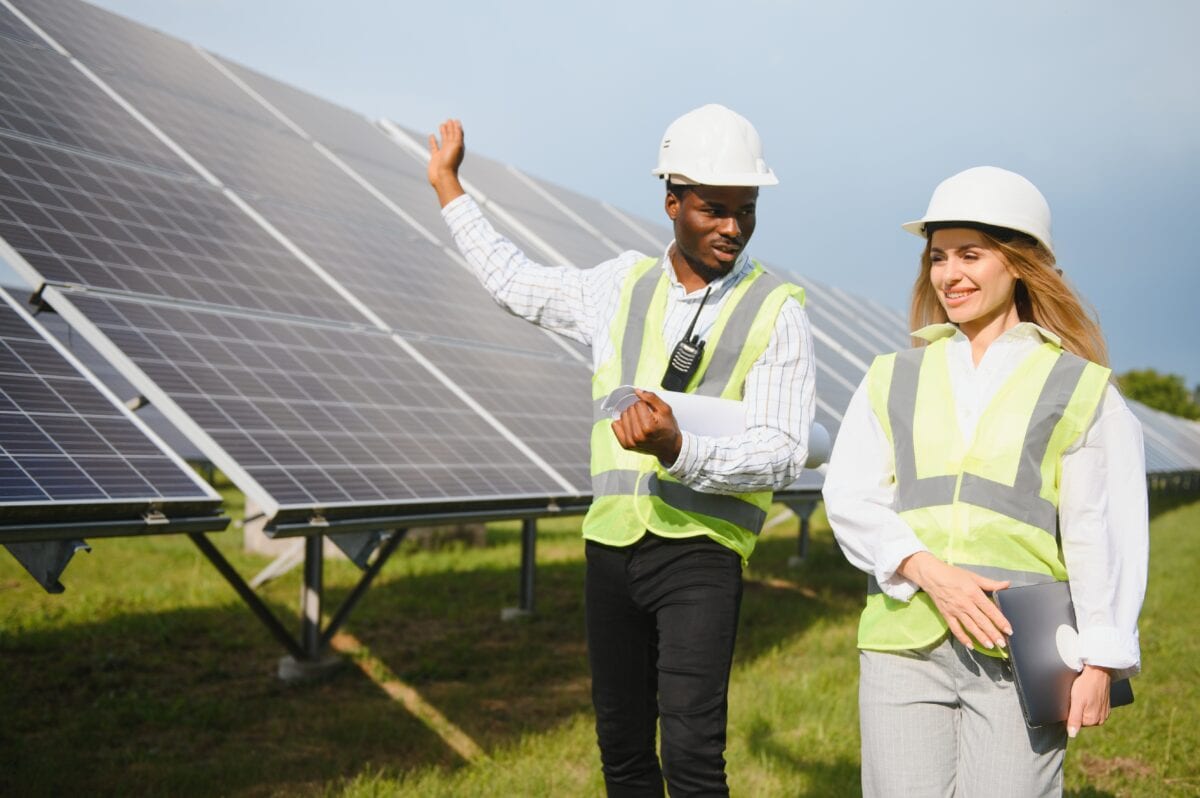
[427,104,815,797]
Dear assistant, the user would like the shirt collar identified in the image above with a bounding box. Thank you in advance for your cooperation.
[660,241,751,296]
[911,321,1063,347]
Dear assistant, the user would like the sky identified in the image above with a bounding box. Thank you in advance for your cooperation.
[15,1,1200,384]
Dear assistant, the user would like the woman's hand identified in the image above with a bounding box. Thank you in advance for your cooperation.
[897,552,1013,650]
[1066,665,1112,738]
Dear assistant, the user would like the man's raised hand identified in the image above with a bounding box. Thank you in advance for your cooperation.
[428,119,466,207]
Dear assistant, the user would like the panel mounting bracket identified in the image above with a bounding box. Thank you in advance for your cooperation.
[2,540,91,594]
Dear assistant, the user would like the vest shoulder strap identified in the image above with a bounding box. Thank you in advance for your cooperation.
[700,263,806,398]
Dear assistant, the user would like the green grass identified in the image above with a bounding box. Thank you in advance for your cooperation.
[1,491,1196,797]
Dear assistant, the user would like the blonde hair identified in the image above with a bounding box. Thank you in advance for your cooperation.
[909,227,1109,366]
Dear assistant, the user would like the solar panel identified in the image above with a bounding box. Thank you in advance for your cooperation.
[48,287,579,522]
[413,339,593,492]
[0,26,186,173]
[451,153,627,268]
[0,131,364,322]
[391,129,624,269]
[10,0,277,115]
[516,170,670,256]
[211,57,558,272]
[0,285,221,535]
[108,56,575,357]
[0,6,576,358]
[1130,402,1200,474]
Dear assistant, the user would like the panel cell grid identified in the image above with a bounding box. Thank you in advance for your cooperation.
[219,56,409,169]
[63,291,564,508]
[532,176,671,255]
[100,79,387,220]
[0,291,212,506]
[415,340,593,492]
[4,38,569,356]
[0,31,188,173]
[208,59,565,276]
[0,133,362,322]
[250,196,566,355]
[452,149,622,268]
[215,59,559,260]
[0,5,42,45]
[331,149,562,284]
[13,0,286,128]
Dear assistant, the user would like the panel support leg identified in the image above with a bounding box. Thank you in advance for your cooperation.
[301,534,323,657]
[786,500,818,568]
[321,529,406,646]
[188,532,305,660]
[501,518,537,621]
[278,535,342,681]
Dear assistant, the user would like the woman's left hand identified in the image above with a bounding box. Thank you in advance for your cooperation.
[1066,664,1112,738]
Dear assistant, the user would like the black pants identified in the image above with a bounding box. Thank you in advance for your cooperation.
[585,533,744,798]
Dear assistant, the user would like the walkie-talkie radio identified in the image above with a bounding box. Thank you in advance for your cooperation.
[661,286,712,392]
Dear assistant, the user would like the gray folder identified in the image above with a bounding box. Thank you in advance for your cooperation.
[994,580,1133,728]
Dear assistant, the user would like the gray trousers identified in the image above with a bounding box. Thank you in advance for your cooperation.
[859,637,1067,798]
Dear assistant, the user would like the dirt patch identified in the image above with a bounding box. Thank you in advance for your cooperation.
[1078,753,1156,780]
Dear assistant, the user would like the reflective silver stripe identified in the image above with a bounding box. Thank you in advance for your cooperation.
[646,473,767,532]
[620,264,662,388]
[592,468,639,497]
[955,563,1060,587]
[888,348,957,511]
[591,468,766,532]
[957,352,1089,535]
[866,564,1058,596]
[695,269,783,397]
[958,472,1056,536]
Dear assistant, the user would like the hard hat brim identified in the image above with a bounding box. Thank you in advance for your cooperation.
[901,215,1053,253]
[651,168,779,187]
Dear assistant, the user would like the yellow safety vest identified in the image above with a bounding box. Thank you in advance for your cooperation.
[859,336,1110,652]
[582,257,805,560]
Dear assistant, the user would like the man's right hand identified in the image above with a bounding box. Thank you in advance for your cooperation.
[428,119,467,208]
[897,551,1013,650]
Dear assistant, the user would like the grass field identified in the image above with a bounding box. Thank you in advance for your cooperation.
[1,484,1196,797]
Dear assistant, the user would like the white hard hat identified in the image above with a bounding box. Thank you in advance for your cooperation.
[902,166,1053,254]
[651,104,778,187]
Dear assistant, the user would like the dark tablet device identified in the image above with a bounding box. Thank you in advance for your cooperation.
[994,580,1134,728]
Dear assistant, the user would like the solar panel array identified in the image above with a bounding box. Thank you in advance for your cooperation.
[1,0,1196,545]
[0,285,219,536]
[0,0,597,530]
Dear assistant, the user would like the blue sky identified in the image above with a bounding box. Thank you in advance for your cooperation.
[23,1,1200,384]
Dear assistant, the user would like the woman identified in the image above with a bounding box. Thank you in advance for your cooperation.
[822,166,1148,797]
